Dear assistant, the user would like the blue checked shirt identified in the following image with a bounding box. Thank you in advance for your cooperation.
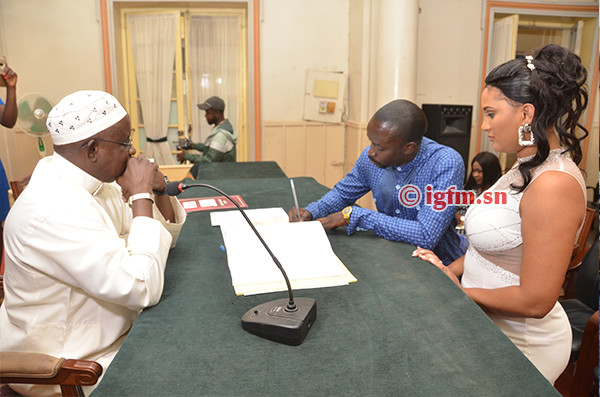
[306,137,465,264]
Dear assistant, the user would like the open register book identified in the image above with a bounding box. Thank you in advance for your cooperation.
[210,208,357,295]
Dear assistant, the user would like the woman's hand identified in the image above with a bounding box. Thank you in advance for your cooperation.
[412,247,462,287]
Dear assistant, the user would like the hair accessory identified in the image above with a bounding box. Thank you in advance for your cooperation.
[525,55,535,72]
[518,123,535,146]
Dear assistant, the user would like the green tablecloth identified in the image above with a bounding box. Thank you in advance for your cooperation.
[190,161,287,180]
[92,176,558,396]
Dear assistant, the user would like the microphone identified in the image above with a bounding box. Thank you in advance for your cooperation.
[166,181,317,346]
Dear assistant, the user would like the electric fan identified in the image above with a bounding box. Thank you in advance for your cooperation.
[16,93,54,157]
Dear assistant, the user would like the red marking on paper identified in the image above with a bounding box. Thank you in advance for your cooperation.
[178,195,248,213]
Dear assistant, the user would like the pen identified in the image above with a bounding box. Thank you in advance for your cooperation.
[290,178,302,221]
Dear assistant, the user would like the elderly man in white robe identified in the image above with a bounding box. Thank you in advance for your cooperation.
[0,90,187,397]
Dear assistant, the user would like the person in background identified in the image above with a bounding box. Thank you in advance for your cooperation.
[0,90,186,396]
[289,99,465,265]
[455,151,502,234]
[0,64,18,261]
[463,151,502,194]
[414,44,588,384]
[176,96,237,177]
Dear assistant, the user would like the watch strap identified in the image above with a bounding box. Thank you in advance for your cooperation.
[128,192,154,208]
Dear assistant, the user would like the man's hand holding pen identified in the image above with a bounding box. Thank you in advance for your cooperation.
[288,207,346,230]
[287,178,346,229]
[288,207,313,222]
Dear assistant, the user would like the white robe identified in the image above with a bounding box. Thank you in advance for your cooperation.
[0,153,186,396]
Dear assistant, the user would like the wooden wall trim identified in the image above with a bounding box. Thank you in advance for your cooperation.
[100,0,113,94]
[486,1,598,13]
[477,2,598,156]
[262,121,345,188]
[253,0,261,160]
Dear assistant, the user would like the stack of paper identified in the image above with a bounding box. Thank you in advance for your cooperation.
[211,208,357,295]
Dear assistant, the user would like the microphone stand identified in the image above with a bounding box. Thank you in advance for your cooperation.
[167,182,316,346]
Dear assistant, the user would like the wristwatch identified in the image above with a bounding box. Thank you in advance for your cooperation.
[342,206,353,225]
[128,192,154,208]
[153,175,169,196]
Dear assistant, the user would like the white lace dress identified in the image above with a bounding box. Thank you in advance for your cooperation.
[461,149,586,384]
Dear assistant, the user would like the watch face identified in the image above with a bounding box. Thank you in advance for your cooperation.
[343,206,352,224]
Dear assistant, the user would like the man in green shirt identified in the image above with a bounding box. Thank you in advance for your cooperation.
[177,96,237,173]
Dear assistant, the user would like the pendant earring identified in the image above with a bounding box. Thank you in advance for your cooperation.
[518,123,535,147]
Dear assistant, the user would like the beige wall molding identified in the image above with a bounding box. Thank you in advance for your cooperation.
[262,120,375,210]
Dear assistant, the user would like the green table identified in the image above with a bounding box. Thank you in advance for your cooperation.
[92,176,558,396]
[190,161,287,180]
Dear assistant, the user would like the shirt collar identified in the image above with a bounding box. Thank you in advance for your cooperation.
[392,137,432,174]
[52,152,104,195]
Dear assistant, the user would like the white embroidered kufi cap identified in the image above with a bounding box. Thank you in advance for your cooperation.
[46,90,128,146]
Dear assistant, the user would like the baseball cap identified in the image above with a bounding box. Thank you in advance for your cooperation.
[197,96,225,111]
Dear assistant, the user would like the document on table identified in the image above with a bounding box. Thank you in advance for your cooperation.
[210,208,357,295]
[179,195,248,213]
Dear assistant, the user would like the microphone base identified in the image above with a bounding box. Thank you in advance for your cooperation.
[241,298,317,346]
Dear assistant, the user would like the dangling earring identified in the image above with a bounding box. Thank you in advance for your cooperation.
[518,123,535,146]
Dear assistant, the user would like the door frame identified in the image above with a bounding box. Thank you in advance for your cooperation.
[479,1,599,170]
[100,0,260,161]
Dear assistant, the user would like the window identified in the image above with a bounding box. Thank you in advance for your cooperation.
[118,6,248,164]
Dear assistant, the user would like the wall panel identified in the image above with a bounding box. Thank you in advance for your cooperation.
[324,125,345,188]
[263,121,344,189]
[305,125,326,184]
[262,120,375,210]
[262,124,285,168]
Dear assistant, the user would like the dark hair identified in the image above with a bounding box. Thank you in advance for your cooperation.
[464,151,502,191]
[484,44,588,192]
[371,99,427,144]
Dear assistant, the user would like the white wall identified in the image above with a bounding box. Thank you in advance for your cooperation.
[0,0,106,179]
[0,0,595,184]
[416,0,483,108]
[261,0,484,124]
[260,0,349,121]
[416,0,484,167]
[347,0,368,123]
[0,0,105,105]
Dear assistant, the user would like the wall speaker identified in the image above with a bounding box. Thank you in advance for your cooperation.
[422,104,472,178]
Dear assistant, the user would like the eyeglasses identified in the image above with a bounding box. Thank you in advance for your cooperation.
[95,138,133,148]
[80,137,133,149]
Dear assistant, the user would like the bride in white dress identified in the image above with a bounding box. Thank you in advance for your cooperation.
[413,44,589,384]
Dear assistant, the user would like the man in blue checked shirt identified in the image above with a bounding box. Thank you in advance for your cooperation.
[289,99,465,264]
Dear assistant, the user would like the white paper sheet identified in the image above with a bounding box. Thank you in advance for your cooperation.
[210,207,288,227]
[211,207,356,295]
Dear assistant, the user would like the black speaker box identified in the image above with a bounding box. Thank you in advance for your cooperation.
[422,104,472,178]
